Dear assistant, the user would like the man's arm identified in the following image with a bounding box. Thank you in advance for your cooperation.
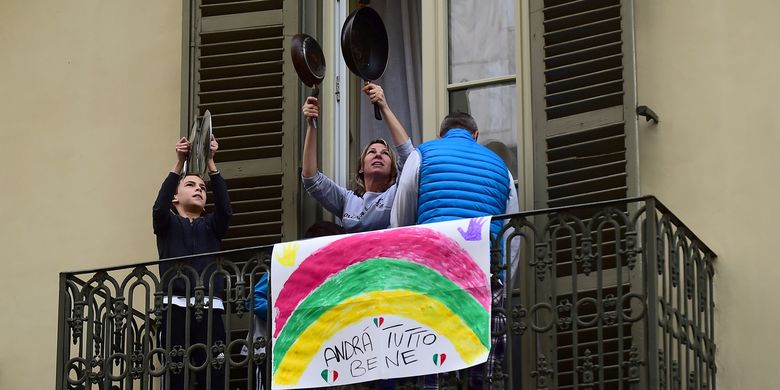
[503,170,521,287]
[208,136,232,238]
[390,150,421,227]
[152,138,190,234]
[504,170,520,215]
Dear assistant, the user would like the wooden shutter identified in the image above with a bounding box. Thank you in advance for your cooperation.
[528,0,639,389]
[190,0,300,250]
[185,2,301,389]
[531,0,637,209]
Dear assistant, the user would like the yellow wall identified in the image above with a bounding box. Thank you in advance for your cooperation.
[0,0,182,387]
[635,1,780,388]
[3,0,777,387]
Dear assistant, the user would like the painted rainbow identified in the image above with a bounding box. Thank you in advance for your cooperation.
[272,227,491,386]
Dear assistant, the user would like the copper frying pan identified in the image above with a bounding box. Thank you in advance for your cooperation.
[291,33,326,129]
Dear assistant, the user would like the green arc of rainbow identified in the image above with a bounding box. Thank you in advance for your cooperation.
[273,227,489,338]
[272,259,489,385]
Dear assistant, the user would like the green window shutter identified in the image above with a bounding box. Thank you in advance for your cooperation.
[189,0,301,249]
[528,1,639,389]
[531,0,638,210]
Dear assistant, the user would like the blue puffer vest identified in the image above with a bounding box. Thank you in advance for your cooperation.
[417,128,510,241]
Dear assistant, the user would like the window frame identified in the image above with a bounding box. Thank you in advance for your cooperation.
[420,0,533,210]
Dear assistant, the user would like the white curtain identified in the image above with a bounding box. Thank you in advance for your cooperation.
[448,0,516,83]
[357,0,422,150]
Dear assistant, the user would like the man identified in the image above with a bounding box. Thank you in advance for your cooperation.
[391,111,519,389]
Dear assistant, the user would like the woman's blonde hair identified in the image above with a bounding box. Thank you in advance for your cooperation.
[353,139,398,197]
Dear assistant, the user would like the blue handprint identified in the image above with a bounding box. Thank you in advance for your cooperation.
[458,218,486,241]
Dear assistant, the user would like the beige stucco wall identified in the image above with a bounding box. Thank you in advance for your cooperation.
[4,0,777,387]
[635,0,780,388]
[0,0,182,388]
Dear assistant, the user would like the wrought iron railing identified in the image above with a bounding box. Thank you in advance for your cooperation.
[56,196,716,390]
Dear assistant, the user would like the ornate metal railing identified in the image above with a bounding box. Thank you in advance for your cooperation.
[56,196,716,390]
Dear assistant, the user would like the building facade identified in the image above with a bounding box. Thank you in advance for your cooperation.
[1,0,778,388]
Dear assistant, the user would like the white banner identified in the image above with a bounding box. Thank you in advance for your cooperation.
[270,218,492,389]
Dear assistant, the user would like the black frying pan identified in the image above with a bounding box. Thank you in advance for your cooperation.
[341,5,389,120]
[291,33,326,129]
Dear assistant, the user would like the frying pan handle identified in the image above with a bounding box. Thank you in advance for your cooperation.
[365,80,383,121]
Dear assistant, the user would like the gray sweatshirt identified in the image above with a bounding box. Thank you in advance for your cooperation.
[302,139,414,233]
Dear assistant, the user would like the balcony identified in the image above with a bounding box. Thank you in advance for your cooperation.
[56,196,716,389]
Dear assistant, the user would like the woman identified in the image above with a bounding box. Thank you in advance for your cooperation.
[302,83,414,233]
[246,85,410,389]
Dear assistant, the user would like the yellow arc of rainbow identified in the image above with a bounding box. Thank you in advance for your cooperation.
[273,290,489,386]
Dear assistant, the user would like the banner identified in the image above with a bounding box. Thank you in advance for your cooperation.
[270,218,492,389]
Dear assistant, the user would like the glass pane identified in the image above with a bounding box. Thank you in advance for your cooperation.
[449,0,516,83]
[449,84,518,178]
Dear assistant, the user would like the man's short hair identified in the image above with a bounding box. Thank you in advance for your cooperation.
[439,111,478,137]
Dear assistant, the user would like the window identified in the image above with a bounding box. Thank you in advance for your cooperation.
[447,0,519,178]
[528,1,639,388]
[423,1,642,388]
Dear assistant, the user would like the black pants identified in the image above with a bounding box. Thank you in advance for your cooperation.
[159,306,226,390]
